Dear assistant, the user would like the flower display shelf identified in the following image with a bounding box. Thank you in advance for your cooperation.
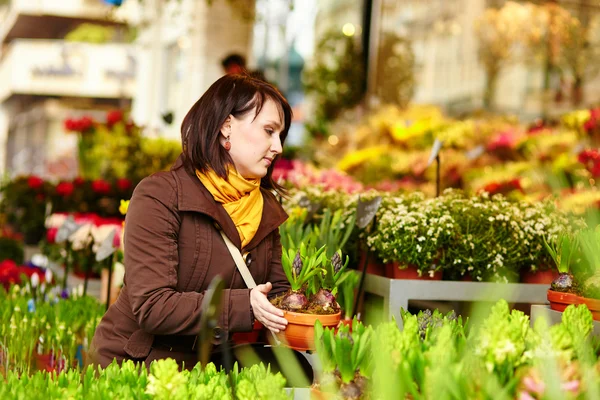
[530,305,600,336]
[363,272,549,329]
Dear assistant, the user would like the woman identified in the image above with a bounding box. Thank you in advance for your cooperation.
[89,74,296,371]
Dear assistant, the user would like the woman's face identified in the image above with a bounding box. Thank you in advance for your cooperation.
[224,99,284,179]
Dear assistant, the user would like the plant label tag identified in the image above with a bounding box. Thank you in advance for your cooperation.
[465,144,486,160]
[427,139,444,167]
[356,196,382,229]
[298,195,311,209]
[305,200,323,223]
[56,215,80,243]
[95,228,117,262]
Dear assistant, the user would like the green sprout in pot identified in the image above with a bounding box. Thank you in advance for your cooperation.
[275,244,327,312]
[544,231,579,293]
[310,250,349,313]
[578,227,600,299]
[336,270,360,321]
[314,318,373,399]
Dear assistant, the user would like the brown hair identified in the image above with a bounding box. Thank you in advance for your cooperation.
[180,73,292,194]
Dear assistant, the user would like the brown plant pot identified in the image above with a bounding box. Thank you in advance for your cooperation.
[389,262,443,280]
[335,318,354,334]
[580,296,600,321]
[520,269,558,284]
[276,310,341,351]
[232,320,264,345]
[358,251,386,276]
[34,353,55,372]
[547,289,581,312]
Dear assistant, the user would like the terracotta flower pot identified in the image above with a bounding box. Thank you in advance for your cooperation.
[580,296,600,321]
[389,262,443,280]
[520,269,559,284]
[334,318,354,334]
[277,310,341,351]
[547,289,581,312]
[358,251,386,276]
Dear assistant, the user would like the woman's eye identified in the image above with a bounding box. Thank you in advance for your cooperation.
[265,129,274,135]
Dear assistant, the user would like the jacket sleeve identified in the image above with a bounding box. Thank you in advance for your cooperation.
[124,174,253,336]
[267,229,291,299]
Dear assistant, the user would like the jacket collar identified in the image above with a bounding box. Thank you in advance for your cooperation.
[171,154,288,251]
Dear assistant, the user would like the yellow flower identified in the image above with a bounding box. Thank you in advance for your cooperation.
[336,145,388,171]
[119,199,130,216]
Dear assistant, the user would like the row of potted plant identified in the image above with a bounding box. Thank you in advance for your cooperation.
[311,300,598,399]
[310,103,600,196]
[0,358,291,399]
[282,186,582,283]
[545,226,600,320]
[0,283,104,375]
[0,176,132,245]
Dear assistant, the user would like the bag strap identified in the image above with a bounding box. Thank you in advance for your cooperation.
[218,229,257,289]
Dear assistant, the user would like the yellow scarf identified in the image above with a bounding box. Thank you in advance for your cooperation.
[196,167,263,248]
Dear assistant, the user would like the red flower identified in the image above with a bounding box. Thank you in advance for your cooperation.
[73,176,85,186]
[106,110,123,126]
[483,182,501,194]
[35,193,45,202]
[583,118,597,133]
[46,227,58,244]
[56,181,75,197]
[91,179,111,195]
[63,116,94,133]
[27,176,44,190]
[116,178,132,192]
[0,260,21,290]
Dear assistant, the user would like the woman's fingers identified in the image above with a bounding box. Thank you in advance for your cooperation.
[250,286,287,332]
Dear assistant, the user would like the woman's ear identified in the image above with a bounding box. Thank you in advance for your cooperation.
[219,115,233,138]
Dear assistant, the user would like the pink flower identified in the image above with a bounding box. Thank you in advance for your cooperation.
[487,131,516,152]
[112,231,121,248]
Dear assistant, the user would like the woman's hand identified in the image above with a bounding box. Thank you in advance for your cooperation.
[250,282,288,333]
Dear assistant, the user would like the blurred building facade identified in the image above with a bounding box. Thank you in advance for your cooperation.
[0,0,135,178]
[130,0,256,140]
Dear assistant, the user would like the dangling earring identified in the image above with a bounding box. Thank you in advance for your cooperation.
[224,135,231,151]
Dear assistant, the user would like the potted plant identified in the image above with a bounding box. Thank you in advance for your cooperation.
[270,244,347,351]
[312,318,373,399]
[545,230,581,312]
[575,227,600,320]
[335,270,360,326]
[367,192,451,280]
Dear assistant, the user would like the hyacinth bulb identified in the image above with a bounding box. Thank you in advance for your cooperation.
[311,288,336,309]
[551,272,575,293]
[281,291,308,311]
[292,251,302,277]
[331,252,343,274]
